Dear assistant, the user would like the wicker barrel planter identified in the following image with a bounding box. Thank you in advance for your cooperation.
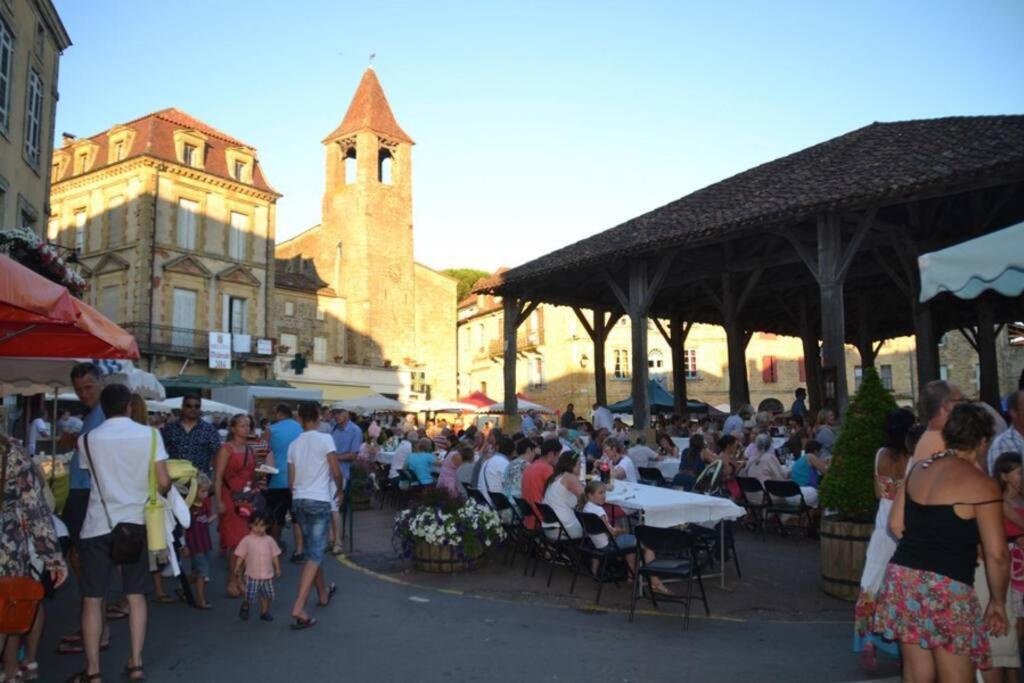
[819,515,873,601]
[413,541,485,574]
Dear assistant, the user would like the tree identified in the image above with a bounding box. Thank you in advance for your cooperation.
[442,268,490,301]
[819,366,899,520]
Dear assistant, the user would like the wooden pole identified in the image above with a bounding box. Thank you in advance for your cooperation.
[817,213,850,417]
[798,297,823,412]
[913,301,940,390]
[670,316,691,415]
[855,294,877,368]
[594,311,609,407]
[502,297,519,418]
[977,298,1000,411]
[628,260,651,431]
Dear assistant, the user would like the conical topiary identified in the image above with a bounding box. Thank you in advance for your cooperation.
[819,366,899,521]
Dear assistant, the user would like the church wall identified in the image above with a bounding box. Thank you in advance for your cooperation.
[414,264,457,399]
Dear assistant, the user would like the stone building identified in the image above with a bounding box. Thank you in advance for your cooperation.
[274,68,457,401]
[0,0,70,234]
[49,108,281,383]
[458,274,1024,415]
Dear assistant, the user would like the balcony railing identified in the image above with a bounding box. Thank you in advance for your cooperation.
[485,329,543,357]
[121,322,273,364]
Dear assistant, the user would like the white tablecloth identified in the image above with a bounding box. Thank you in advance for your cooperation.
[672,436,786,452]
[655,458,680,479]
[604,481,744,529]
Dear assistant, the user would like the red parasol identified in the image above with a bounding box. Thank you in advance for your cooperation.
[0,254,139,359]
[458,390,497,408]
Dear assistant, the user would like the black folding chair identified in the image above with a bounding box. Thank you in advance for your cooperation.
[629,525,709,628]
[735,476,769,539]
[463,483,493,510]
[763,479,816,538]
[397,468,424,507]
[638,467,669,487]
[513,496,544,576]
[487,491,523,565]
[691,460,723,496]
[534,503,581,588]
[570,511,629,604]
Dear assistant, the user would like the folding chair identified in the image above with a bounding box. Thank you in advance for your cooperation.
[763,479,816,538]
[690,460,722,496]
[629,525,709,628]
[513,496,544,576]
[463,483,493,510]
[534,503,581,589]
[735,476,769,539]
[637,467,669,487]
[487,491,523,565]
[570,511,629,604]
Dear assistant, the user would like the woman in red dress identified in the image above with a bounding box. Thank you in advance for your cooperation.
[214,414,258,597]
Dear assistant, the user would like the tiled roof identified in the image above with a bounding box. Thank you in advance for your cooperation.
[53,108,279,195]
[323,68,413,144]
[479,115,1024,292]
[274,258,335,295]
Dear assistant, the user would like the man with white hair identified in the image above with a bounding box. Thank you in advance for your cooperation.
[722,404,753,437]
[988,390,1024,475]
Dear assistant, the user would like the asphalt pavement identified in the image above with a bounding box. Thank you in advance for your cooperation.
[37,535,899,683]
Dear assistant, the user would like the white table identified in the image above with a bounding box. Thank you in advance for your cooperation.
[605,481,744,587]
[655,458,681,479]
[672,436,786,452]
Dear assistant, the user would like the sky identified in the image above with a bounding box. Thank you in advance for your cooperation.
[52,1,1024,273]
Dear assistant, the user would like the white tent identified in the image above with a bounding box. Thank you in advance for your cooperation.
[402,399,476,414]
[919,221,1024,302]
[0,358,165,399]
[331,393,404,413]
[154,396,248,415]
[478,397,556,415]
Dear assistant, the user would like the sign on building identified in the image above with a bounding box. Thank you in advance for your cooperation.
[256,338,273,355]
[209,332,232,369]
[233,334,252,354]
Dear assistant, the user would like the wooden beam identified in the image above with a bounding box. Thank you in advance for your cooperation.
[606,276,629,313]
[784,230,819,279]
[571,306,595,340]
[957,327,979,352]
[516,300,540,327]
[502,297,519,418]
[837,207,878,281]
[699,281,725,316]
[977,299,1000,410]
[872,249,912,298]
[736,268,764,313]
[652,317,672,347]
[642,253,675,311]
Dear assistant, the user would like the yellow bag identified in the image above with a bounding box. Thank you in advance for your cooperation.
[144,429,166,553]
[166,459,198,507]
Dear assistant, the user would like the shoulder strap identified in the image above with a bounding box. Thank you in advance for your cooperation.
[148,428,158,503]
[0,443,9,507]
[84,433,115,533]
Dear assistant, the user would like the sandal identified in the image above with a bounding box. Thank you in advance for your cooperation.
[105,606,129,620]
[317,583,337,607]
[152,594,176,604]
[193,601,213,610]
[64,672,101,682]
[123,661,146,681]
[290,616,316,630]
[239,602,250,620]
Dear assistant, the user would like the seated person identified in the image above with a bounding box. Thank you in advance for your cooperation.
[672,433,707,490]
[388,436,414,481]
[656,433,679,459]
[790,439,828,489]
[627,435,660,468]
[405,437,437,485]
[580,481,670,594]
[455,445,476,493]
[604,437,638,483]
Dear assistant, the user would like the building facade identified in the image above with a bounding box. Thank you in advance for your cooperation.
[458,285,1024,415]
[0,0,69,234]
[49,108,281,383]
[274,68,457,401]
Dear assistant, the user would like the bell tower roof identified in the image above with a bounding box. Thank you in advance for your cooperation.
[323,68,414,145]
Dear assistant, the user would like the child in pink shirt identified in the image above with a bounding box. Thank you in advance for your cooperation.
[234,511,282,621]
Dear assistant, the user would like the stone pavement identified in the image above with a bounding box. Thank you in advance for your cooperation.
[34,506,904,682]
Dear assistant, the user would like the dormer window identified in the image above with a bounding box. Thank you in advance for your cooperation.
[73,150,88,175]
[113,141,125,161]
[173,129,207,169]
[225,146,255,184]
[234,160,245,181]
[106,126,136,164]
[183,144,196,167]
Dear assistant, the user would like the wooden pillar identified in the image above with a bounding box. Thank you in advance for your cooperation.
[798,297,823,411]
[977,299,1000,410]
[654,315,692,416]
[854,294,880,368]
[573,307,621,408]
[913,301,940,390]
[702,269,761,412]
[502,297,519,417]
[607,255,674,432]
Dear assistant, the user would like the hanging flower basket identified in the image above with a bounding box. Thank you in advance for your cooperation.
[393,489,504,574]
[0,228,88,297]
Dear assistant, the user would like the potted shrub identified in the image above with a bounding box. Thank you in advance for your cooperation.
[393,488,505,573]
[818,366,898,601]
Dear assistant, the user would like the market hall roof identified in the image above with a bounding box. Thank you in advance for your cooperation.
[323,67,414,144]
[52,107,279,195]
[479,115,1024,292]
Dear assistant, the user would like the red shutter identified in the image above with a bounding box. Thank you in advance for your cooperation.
[798,357,806,382]
[762,356,772,383]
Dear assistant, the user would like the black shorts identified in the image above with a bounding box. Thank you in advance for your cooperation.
[60,489,91,546]
[265,488,292,527]
[78,533,152,598]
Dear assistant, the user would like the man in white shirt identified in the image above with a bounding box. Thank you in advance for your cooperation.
[288,402,343,630]
[479,445,510,505]
[592,403,614,432]
[627,435,660,468]
[27,412,50,455]
[989,390,1024,474]
[77,384,171,682]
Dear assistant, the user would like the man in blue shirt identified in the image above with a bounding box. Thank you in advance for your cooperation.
[791,388,808,418]
[267,403,303,556]
[330,408,362,483]
[160,393,222,474]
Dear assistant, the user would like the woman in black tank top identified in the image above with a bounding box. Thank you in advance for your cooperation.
[870,404,1008,681]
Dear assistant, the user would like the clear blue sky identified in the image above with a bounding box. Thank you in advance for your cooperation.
[53,0,1024,273]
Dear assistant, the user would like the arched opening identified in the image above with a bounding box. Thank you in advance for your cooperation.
[343,147,357,185]
[378,148,393,185]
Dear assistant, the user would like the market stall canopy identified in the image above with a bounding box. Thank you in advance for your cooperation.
[607,379,721,415]
[331,393,404,413]
[919,221,1024,302]
[402,399,476,414]
[153,396,247,415]
[478,393,555,415]
[0,255,139,359]
[9,359,165,399]
[458,391,497,408]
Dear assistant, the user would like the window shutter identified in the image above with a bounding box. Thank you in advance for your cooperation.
[762,356,772,383]
[798,357,806,382]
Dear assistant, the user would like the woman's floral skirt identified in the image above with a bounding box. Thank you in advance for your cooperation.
[871,564,990,669]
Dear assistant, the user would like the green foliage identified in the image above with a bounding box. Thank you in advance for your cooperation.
[819,367,899,520]
[442,268,491,301]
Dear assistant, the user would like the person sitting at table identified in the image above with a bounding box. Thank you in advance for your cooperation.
[743,433,787,483]
[790,439,829,489]
[585,428,608,463]
[435,441,464,498]
[405,438,437,485]
[541,452,584,539]
[604,437,638,483]
[672,434,707,490]
[711,434,744,482]
[455,445,476,494]
[388,433,414,482]
[656,433,679,459]
[627,435,660,468]
[503,438,535,500]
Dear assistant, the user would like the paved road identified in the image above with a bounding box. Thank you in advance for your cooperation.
[39,545,898,682]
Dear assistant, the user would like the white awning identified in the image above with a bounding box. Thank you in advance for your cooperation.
[331,393,404,413]
[919,221,1024,302]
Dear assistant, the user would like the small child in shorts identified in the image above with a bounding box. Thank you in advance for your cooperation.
[234,511,281,621]
[183,473,216,609]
